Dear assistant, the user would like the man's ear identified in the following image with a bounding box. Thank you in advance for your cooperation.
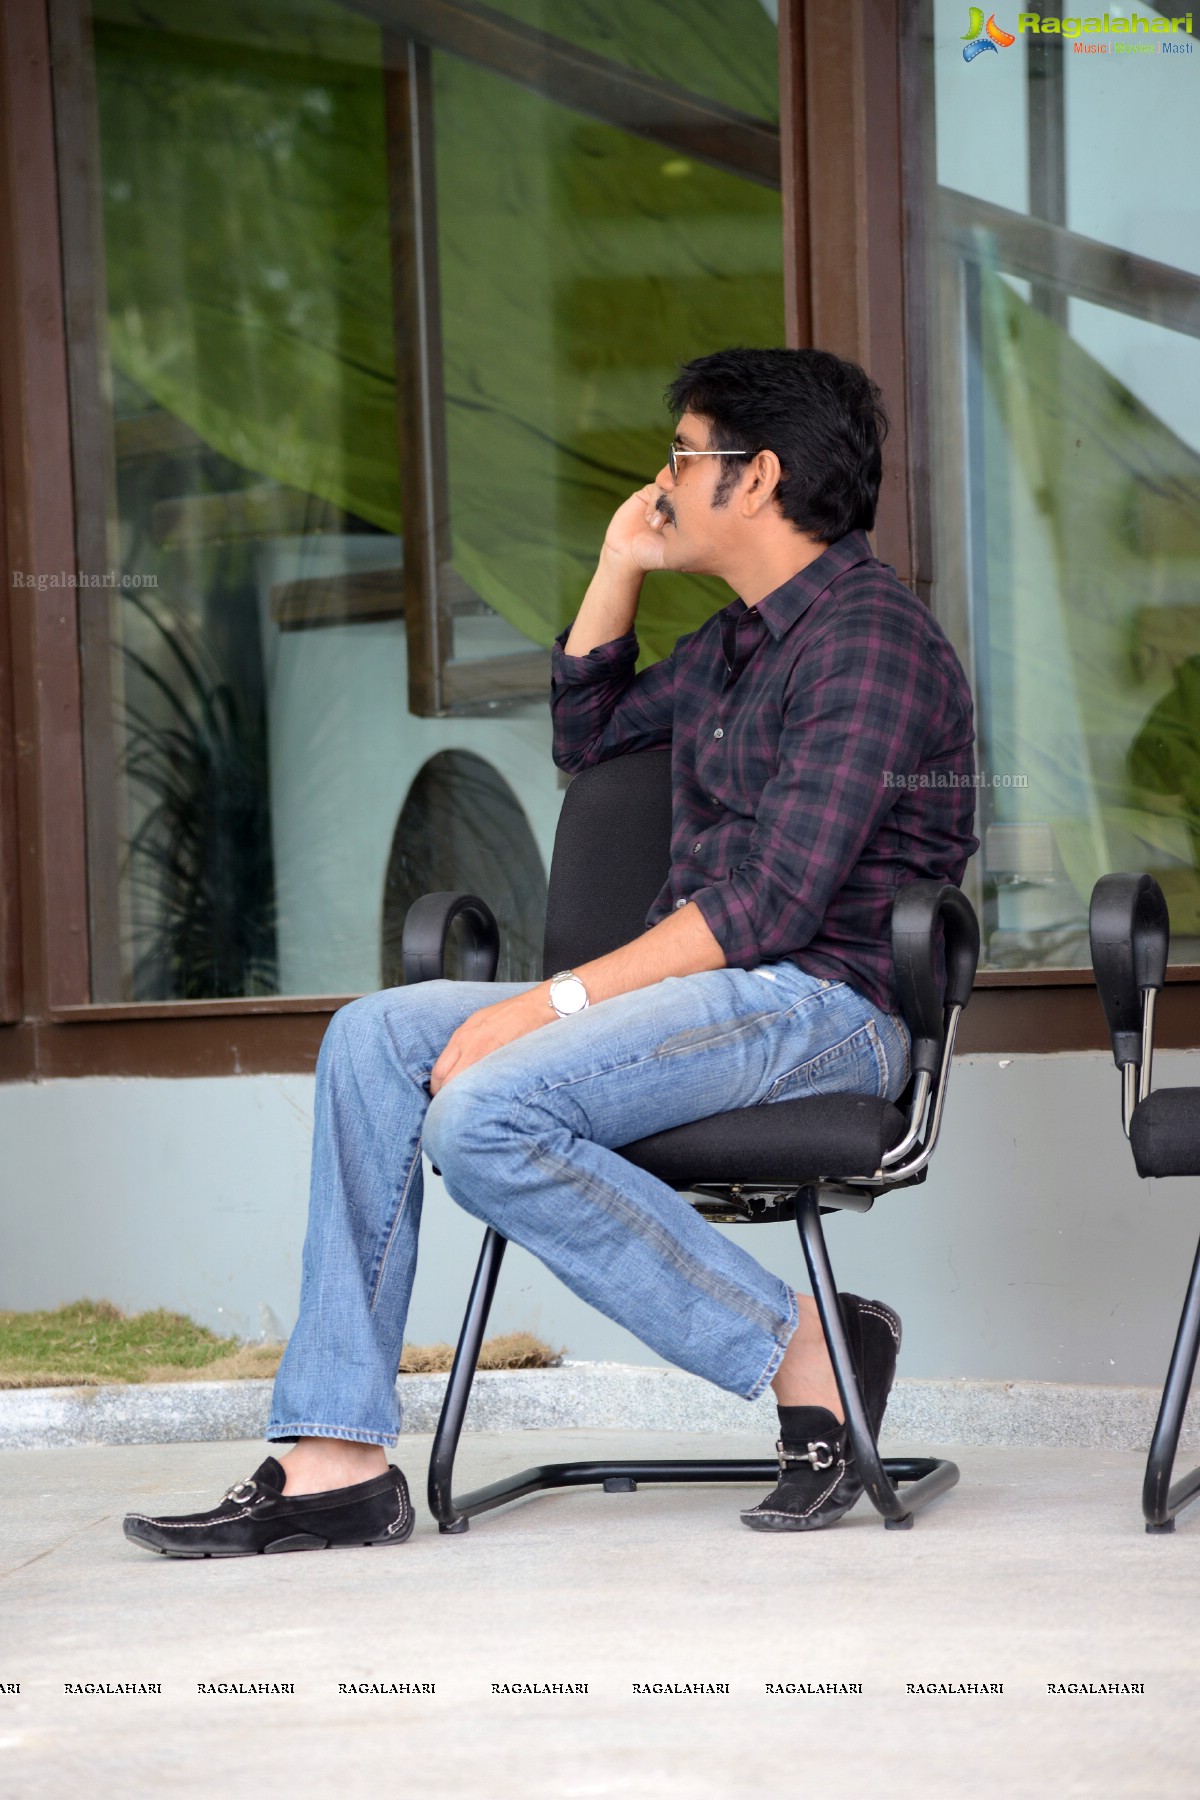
[740,449,782,517]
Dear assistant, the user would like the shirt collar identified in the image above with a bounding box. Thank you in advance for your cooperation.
[745,530,876,641]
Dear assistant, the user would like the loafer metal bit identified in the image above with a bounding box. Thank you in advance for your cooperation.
[123,1456,414,1558]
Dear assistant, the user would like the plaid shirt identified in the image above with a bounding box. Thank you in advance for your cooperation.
[550,530,978,1015]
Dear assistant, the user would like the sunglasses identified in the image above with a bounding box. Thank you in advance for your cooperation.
[667,445,752,481]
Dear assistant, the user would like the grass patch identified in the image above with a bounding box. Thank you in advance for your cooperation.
[0,1299,277,1389]
[0,1301,562,1388]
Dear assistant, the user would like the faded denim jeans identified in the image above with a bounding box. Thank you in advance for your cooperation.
[267,966,911,1447]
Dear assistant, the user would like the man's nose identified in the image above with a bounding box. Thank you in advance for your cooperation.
[656,455,675,490]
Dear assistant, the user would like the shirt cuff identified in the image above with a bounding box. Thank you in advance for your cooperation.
[690,882,761,971]
[551,626,639,686]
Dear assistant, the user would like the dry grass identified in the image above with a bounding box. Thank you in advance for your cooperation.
[0,1301,562,1387]
[398,1331,563,1373]
[140,1343,287,1384]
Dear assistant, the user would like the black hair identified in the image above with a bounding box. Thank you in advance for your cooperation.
[665,346,888,540]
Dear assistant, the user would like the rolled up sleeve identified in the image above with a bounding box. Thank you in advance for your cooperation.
[551,626,676,773]
[689,613,938,968]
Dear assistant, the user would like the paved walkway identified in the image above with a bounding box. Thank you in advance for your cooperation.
[2,1430,1197,1798]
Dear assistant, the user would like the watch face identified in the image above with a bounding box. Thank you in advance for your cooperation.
[551,975,588,1015]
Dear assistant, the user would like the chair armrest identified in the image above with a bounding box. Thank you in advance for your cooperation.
[401,892,501,986]
[891,882,980,1075]
[1089,873,1169,1071]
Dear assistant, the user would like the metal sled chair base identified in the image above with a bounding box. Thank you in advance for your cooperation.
[427,1187,960,1535]
[1143,1235,1200,1534]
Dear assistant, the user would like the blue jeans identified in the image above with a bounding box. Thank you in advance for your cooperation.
[267,966,911,1446]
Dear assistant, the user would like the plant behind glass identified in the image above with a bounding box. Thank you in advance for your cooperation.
[121,591,277,999]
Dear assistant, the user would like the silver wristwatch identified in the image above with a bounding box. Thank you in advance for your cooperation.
[547,970,590,1018]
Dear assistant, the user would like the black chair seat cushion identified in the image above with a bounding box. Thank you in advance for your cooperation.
[1130,1088,1200,1179]
[617,1093,908,1188]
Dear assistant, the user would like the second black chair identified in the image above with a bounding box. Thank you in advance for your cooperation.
[1090,871,1200,1533]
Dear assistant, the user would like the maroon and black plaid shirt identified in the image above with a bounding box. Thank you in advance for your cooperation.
[551,529,978,1015]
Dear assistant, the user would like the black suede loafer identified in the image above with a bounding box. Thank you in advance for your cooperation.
[740,1292,901,1533]
[123,1457,414,1558]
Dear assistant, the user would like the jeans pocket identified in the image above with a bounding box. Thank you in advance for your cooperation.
[887,1014,912,1096]
[764,1018,888,1103]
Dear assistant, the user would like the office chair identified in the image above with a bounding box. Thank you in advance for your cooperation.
[1090,871,1200,1532]
[405,748,979,1533]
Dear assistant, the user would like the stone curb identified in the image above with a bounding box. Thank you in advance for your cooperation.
[1,1364,1197,1453]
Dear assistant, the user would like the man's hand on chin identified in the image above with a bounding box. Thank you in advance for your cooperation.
[429,987,554,1096]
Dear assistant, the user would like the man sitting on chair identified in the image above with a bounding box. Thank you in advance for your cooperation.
[124,347,977,1556]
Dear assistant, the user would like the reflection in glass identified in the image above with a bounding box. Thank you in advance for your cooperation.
[57,0,782,999]
[122,584,277,1000]
[380,751,547,985]
[932,3,1200,969]
[433,48,784,666]
[481,0,780,121]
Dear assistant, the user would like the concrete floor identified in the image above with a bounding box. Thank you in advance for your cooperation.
[2,1430,1198,1799]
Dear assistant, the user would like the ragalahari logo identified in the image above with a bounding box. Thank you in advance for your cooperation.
[962,9,1017,58]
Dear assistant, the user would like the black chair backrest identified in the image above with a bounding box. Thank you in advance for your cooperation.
[541,751,979,1064]
[542,750,674,976]
[892,883,980,1075]
[1089,872,1170,1069]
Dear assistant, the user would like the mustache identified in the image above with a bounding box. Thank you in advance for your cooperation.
[655,494,676,525]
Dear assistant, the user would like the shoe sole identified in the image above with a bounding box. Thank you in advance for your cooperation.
[739,1499,860,1532]
[123,1514,416,1559]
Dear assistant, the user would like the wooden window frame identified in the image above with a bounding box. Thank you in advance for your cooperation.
[0,345,20,1025]
[1,0,91,1061]
[2,0,1198,1078]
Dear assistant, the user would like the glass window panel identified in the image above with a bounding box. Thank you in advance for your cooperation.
[933,0,1029,213]
[480,0,780,123]
[1065,14,1200,278]
[1068,298,1200,460]
[433,49,785,669]
[58,0,782,1000]
[931,4,1200,970]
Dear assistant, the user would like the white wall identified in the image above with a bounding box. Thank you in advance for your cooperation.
[3,1051,1199,1386]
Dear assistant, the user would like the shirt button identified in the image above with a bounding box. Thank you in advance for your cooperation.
[713,727,724,739]
[674,897,687,910]
[692,841,702,853]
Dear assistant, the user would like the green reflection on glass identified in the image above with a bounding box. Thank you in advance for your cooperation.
[96,0,782,666]
[434,55,784,667]
[476,0,780,124]
[972,269,1200,966]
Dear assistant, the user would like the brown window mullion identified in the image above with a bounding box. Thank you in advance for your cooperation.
[48,0,129,1005]
[798,0,922,593]
[0,426,21,1022]
[0,0,91,1022]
